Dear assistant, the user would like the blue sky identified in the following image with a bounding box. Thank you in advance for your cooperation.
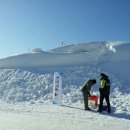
[0,0,130,58]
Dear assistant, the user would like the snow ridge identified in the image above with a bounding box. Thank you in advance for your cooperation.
[106,41,129,53]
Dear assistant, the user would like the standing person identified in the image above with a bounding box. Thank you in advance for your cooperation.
[97,73,111,113]
[81,79,96,110]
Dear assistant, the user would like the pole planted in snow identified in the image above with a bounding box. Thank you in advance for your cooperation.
[53,72,62,105]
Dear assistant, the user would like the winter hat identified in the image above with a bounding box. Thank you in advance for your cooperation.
[100,73,106,77]
[100,73,108,78]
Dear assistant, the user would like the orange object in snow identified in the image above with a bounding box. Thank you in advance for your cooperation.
[88,95,98,106]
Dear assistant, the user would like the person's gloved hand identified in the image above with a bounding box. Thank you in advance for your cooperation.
[88,93,91,97]
[87,91,91,97]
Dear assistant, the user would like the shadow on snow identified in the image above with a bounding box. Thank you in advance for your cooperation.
[62,105,130,120]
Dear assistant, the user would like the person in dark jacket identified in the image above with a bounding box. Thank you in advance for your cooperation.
[81,79,96,110]
[97,73,111,113]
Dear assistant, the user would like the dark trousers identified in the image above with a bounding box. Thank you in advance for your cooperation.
[82,91,89,109]
[99,94,111,112]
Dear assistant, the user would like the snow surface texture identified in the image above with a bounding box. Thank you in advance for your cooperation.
[0,41,129,130]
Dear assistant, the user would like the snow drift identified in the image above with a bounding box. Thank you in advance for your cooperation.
[0,41,129,84]
[0,41,129,106]
[0,41,129,68]
[0,41,130,130]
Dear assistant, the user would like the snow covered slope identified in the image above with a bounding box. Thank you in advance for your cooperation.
[0,41,129,68]
[0,41,129,130]
[0,41,129,103]
[0,102,130,130]
[0,41,129,84]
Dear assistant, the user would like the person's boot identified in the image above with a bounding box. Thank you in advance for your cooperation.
[97,109,102,113]
[107,105,111,113]
[85,107,91,110]
[97,106,102,113]
[108,108,111,113]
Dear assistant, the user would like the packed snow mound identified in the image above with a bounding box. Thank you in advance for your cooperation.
[106,41,130,61]
[0,69,53,102]
[50,42,106,53]
[0,66,130,115]
[0,41,130,116]
[0,41,129,69]
[51,41,129,53]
